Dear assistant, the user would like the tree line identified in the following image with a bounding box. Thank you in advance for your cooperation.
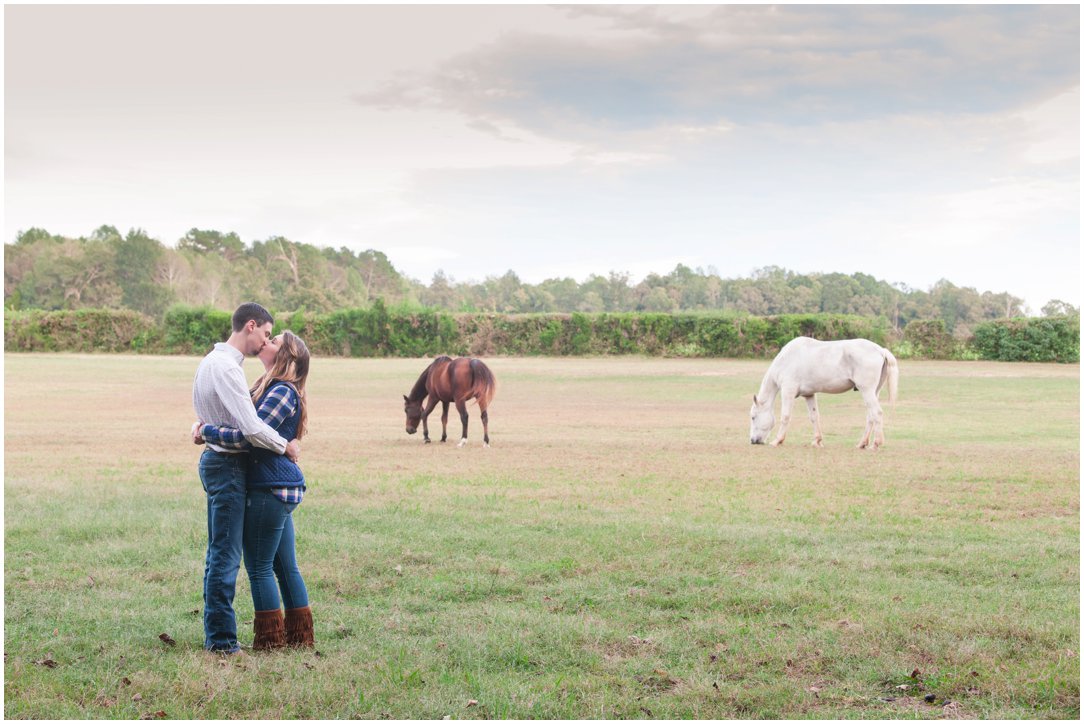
[5,225,1078,334]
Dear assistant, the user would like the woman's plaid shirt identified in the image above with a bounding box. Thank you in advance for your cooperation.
[201,384,305,504]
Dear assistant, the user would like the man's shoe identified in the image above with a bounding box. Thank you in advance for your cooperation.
[205,646,246,657]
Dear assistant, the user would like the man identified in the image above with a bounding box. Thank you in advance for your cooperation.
[192,302,301,654]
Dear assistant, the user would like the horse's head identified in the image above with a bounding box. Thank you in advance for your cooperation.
[404,395,422,434]
[749,394,775,444]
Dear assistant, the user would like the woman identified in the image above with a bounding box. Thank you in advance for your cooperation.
[195,330,314,650]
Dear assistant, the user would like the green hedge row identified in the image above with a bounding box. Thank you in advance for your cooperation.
[159,304,892,358]
[4,305,1078,362]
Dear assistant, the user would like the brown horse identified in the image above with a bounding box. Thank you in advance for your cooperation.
[403,356,497,447]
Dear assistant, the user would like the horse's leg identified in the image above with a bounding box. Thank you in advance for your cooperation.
[479,402,490,448]
[805,395,823,448]
[856,387,884,450]
[869,387,887,448]
[770,391,797,447]
[440,401,450,443]
[455,398,469,447]
[420,397,440,443]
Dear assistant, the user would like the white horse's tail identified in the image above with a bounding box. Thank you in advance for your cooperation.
[882,347,899,408]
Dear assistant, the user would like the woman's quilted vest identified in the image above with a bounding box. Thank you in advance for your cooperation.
[248,381,305,489]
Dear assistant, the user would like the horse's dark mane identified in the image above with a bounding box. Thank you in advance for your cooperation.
[406,364,431,402]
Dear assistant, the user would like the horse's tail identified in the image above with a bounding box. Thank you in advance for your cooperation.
[881,347,899,409]
[470,358,497,407]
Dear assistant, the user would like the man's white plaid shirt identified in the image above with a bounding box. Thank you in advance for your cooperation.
[193,342,287,455]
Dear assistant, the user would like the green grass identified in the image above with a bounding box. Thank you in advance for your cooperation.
[5,354,1079,718]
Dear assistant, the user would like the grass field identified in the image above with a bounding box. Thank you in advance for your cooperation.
[4,353,1079,719]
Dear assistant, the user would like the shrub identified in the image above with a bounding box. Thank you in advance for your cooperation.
[971,317,1080,363]
[5,309,161,353]
[163,305,231,354]
[903,319,957,359]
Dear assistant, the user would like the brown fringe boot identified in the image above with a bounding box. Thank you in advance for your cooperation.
[252,609,287,650]
[284,606,315,648]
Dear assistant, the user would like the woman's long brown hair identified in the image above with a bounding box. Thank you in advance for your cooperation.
[250,330,310,440]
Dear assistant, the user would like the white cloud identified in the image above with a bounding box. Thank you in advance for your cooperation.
[353,5,1078,139]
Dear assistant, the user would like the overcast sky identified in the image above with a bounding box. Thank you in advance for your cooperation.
[5,4,1079,312]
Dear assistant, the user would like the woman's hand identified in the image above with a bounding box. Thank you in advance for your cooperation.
[191,421,205,445]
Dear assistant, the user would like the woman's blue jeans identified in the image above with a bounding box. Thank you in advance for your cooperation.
[243,489,309,612]
[199,450,247,653]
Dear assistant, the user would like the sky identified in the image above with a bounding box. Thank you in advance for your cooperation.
[4,4,1080,313]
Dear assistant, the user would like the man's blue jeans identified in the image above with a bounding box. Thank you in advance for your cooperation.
[198,450,247,653]
[243,489,309,612]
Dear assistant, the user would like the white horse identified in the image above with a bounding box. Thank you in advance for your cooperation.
[749,337,899,449]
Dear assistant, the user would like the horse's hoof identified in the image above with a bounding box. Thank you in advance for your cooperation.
[769,441,783,448]
[424,439,431,444]
[457,439,467,448]
[483,443,490,448]
[811,441,824,448]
